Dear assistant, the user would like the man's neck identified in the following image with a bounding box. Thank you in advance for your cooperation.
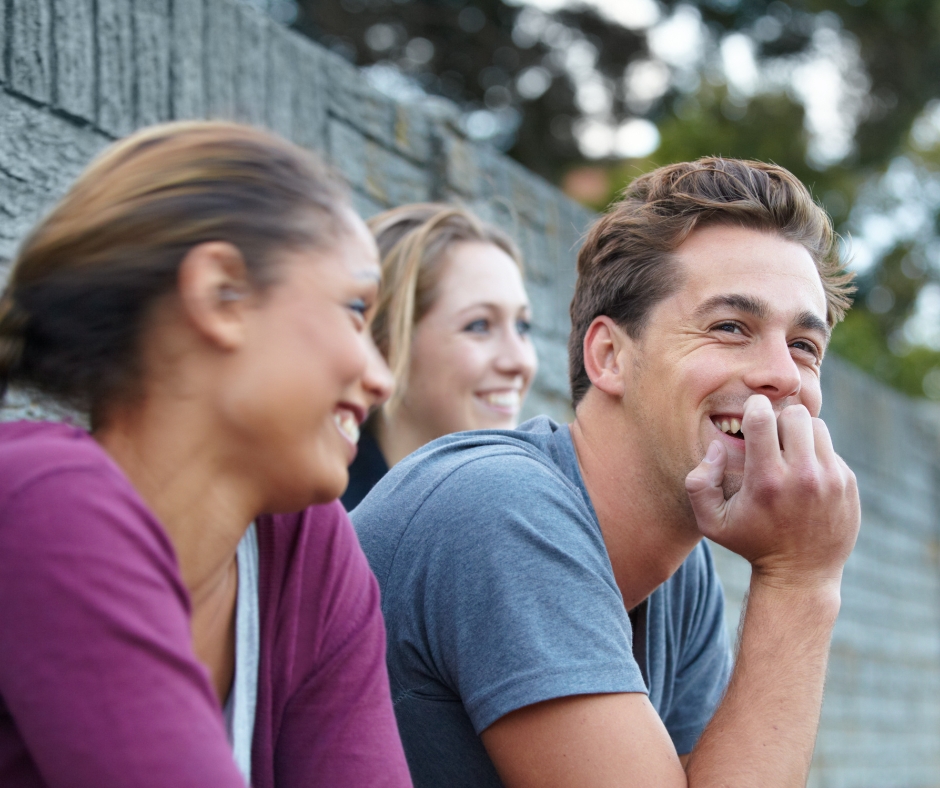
[569,396,703,611]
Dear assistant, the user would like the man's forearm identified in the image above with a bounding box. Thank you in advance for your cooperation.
[685,576,841,787]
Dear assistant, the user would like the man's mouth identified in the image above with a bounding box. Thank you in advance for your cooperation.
[333,408,361,444]
[713,416,744,440]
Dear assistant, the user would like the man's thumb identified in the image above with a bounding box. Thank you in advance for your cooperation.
[685,440,727,537]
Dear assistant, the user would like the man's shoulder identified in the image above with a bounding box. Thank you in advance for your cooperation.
[354,418,580,527]
[352,417,600,588]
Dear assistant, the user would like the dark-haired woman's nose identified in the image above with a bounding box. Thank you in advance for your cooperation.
[362,335,394,411]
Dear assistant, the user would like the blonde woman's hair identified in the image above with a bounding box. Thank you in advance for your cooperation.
[368,203,522,413]
[0,120,351,426]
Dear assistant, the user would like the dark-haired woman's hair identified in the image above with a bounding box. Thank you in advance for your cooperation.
[0,121,350,426]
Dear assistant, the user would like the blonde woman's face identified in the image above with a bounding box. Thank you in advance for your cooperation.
[400,241,538,438]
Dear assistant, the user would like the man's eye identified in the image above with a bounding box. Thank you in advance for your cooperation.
[464,319,489,334]
[715,322,742,334]
[516,318,532,336]
[791,340,820,357]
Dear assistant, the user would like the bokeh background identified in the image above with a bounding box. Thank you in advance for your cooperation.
[257,0,940,403]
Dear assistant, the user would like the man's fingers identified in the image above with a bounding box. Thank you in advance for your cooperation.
[811,417,837,464]
[685,440,728,538]
[741,395,780,475]
[776,404,815,464]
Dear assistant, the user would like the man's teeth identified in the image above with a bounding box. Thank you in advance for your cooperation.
[333,411,360,443]
[719,418,742,436]
[480,391,520,409]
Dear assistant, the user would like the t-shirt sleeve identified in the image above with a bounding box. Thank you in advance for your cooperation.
[660,543,733,754]
[0,467,246,788]
[272,505,412,787]
[388,453,645,734]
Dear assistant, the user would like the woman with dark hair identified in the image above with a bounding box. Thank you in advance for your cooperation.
[342,203,538,510]
[0,122,410,788]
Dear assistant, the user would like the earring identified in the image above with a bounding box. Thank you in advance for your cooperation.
[219,286,243,303]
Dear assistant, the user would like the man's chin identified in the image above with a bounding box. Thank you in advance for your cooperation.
[721,472,743,500]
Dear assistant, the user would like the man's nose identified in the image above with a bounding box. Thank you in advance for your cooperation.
[741,335,801,400]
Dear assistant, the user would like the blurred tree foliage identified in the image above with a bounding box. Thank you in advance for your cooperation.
[291,0,940,400]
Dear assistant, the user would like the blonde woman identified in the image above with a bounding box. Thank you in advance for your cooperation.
[0,123,409,787]
[342,203,538,511]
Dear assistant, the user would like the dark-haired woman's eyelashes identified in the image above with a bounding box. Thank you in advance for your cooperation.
[348,298,369,327]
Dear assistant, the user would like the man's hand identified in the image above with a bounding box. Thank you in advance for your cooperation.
[685,395,860,590]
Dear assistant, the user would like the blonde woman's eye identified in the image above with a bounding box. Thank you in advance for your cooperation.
[516,318,532,336]
[463,319,489,334]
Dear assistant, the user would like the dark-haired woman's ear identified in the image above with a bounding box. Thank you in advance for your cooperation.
[176,241,253,351]
[583,316,630,398]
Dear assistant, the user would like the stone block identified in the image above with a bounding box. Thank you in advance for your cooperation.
[393,101,432,164]
[10,0,52,104]
[530,332,570,402]
[97,0,135,136]
[52,0,95,122]
[170,0,204,119]
[439,128,481,198]
[0,1,6,85]
[287,30,328,153]
[265,24,328,151]
[134,0,171,126]
[328,119,430,208]
[326,51,394,143]
[504,157,548,227]
[348,189,386,222]
[0,93,109,260]
[234,3,268,126]
[204,0,237,119]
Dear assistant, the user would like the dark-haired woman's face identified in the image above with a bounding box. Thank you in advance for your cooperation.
[224,215,384,510]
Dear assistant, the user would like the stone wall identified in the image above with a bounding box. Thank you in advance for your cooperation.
[0,1,937,784]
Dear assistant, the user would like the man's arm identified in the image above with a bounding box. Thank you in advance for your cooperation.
[481,396,859,788]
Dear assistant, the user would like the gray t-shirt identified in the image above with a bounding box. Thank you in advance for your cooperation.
[353,417,732,788]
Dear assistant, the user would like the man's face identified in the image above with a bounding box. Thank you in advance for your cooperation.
[622,223,830,501]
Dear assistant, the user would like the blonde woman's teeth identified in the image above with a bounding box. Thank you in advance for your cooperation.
[480,391,520,409]
[333,410,360,443]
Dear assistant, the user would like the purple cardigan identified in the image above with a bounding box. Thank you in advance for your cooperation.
[0,420,412,788]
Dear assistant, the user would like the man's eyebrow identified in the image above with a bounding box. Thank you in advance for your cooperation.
[795,310,831,342]
[694,294,831,341]
[693,294,769,320]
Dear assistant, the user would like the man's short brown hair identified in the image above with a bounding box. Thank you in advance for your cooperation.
[568,157,855,407]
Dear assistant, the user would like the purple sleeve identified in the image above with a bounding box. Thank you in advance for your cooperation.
[272,505,412,787]
[0,467,246,788]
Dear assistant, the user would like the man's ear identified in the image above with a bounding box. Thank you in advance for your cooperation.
[176,242,255,351]
[583,316,633,398]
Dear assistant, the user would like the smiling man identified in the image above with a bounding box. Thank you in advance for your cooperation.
[353,158,861,788]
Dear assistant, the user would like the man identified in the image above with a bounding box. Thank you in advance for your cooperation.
[353,158,861,787]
